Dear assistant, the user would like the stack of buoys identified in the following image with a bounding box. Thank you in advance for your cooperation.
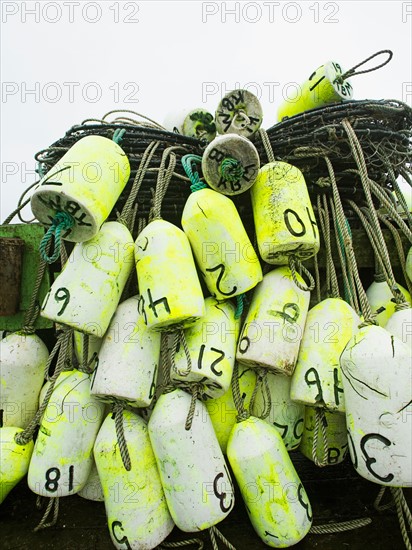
[1,50,411,550]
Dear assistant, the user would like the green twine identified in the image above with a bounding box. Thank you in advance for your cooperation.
[181,154,208,193]
[220,157,244,183]
[336,218,356,306]
[40,212,74,264]
[235,293,245,319]
[113,128,126,144]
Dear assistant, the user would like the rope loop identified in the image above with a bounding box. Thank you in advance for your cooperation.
[181,154,207,193]
[39,212,74,264]
[220,157,244,184]
[112,128,126,144]
[289,256,315,292]
[335,49,393,83]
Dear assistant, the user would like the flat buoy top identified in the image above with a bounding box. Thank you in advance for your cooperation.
[215,89,263,137]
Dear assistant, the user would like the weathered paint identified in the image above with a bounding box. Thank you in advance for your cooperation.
[0,427,34,504]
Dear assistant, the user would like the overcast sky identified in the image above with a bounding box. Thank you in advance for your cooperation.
[1,0,411,221]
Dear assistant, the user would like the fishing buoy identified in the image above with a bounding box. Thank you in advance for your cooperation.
[366,279,411,327]
[163,108,217,142]
[90,295,161,406]
[0,427,34,504]
[341,326,412,487]
[251,161,319,264]
[236,266,310,375]
[148,389,234,531]
[28,370,105,497]
[78,461,104,502]
[227,416,312,547]
[277,61,353,121]
[30,136,130,242]
[41,221,134,336]
[170,297,240,399]
[215,89,263,137]
[0,332,49,428]
[202,134,260,195]
[406,247,412,282]
[94,410,174,549]
[385,307,412,345]
[252,372,304,451]
[182,188,262,299]
[290,298,360,412]
[135,219,205,331]
[206,365,256,454]
[299,407,348,466]
[73,332,101,371]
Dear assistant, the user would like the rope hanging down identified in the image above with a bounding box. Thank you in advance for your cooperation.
[39,212,74,264]
[181,154,207,192]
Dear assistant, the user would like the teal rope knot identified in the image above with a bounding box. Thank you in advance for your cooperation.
[40,212,74,264]
[113,128,126,144]
[235,293,245,319]
[220,157,244,183]
[181,154,208,193]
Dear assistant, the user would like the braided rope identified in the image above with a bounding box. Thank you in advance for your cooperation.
[209,526,237,550]
[310,517,372,535]
[39,212,74,264]
[235,294,245,319]
[160,538,204,549]
[220,158,244,184]
[258,128,275,163]
[181,154,208,192]
[33,497,59,532]
[311,408,329,467]
[150,146,182,221]
[289,256,315,291]
[184,384,200,431]
[231,363,250,423]
[113,403,131,471]
[391,488,412,550]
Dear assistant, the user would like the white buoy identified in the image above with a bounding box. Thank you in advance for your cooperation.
[94,410,174,549]
[201,134,260,195]
[0,427,34,504]
[182,188,262,299]
[148,389,234,531]
[299,407,348,466]
[163,108,217,142]
[0,332,49,428]
[227,416,312,547]
[31,135,130,242]
[385,307,412,345]
[252,372,304,451]
[236,266,310,375]
[365,279,411,327]
[135,219,205,331]
[206,365,256,454]
[90,295,161,406]
[73,332,101,371]
[41,221,134,336]
[277,61,353,121]
[77,461,104,502]
[251,162,320,264]
[170,297,240,399]
[341,325,412,487]
[290,298,360,412]
[215,89,263,137]
[28,370,105,497]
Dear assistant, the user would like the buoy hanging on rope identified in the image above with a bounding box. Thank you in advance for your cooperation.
[340,326,412,487]
[299,407,348,466]
[182,187,262,299]
[40,221,134,336]
[290,298,360,413]
[77,460,104,502]
[135,219,205,331]
[31,135,130,242]
[0,332,49,428]
[170,297,240,399]
[236,266,310,375]
[227,416,312,547]
[148,389,234,531]
[252,372,304,451]
[94,410,174,549]
[0,427,34,504]
[163,108,217,142]
[215,89,263,137]
[28,370,105,497]
[90,295,161,406]
[385,306,412,345]
[277,61,353,121]
[206,365,256,454]
[366,279,411,327]
[201,134,260,195]
[251,161,320,264]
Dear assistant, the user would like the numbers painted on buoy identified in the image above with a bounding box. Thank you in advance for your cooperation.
[213,471,233,512]
[297,483,313,522]
[197,345,225,376]
[44,465,74,493]
[111,520,132,550]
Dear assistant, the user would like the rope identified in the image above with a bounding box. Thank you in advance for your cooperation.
[311,408,329,467]
[102,109,165,129]
[39,212,74,264]
[374,487,395,512]
[15,328,73,445]
[335,49,393,83]
[310,517,372,534]
[316,194,340,298]
[209,526,237,550]
[181,154,208,192]
[150,147,181,221]
[112,128,126,144]
[2,180,40,225]
[160,539,204,549]
[259,128,275,163]
[232,109,251,130]
[313,252,321,304]
[235,294,245,319]
[391,488,412,550]
[33,497,59,532]
[289,256,315,291]
[113,402,131,471]
[219,158,244,184]
[249,369,271,419]
[185,384,200,431]
[231,363,250,423]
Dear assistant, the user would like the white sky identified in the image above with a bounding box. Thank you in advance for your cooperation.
[1,0,411,221]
